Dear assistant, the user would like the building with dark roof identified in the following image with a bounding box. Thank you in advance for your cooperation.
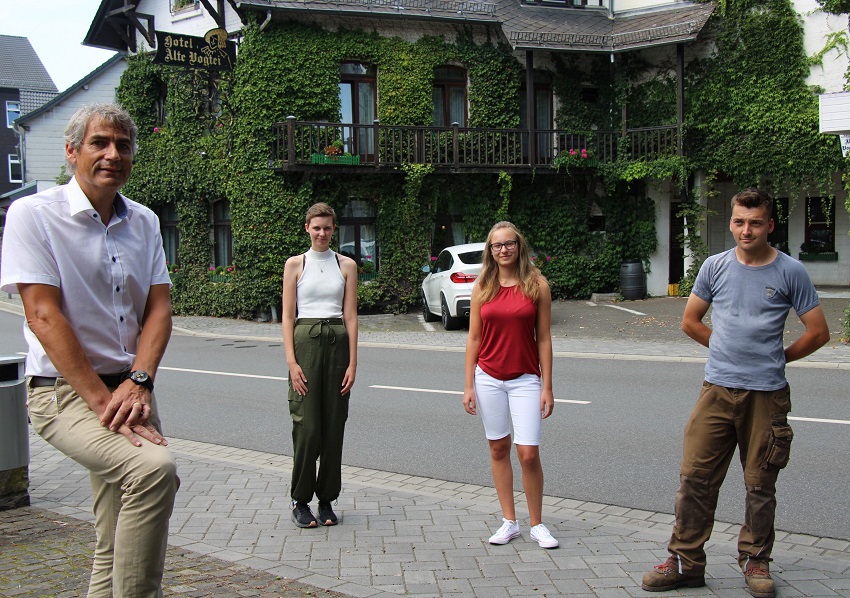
[75,0,849,315]
[0,35,57,199]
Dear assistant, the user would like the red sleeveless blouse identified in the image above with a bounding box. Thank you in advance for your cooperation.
[477,285,541,381]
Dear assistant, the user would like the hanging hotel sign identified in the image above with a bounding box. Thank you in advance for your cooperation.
[154,28,235,71]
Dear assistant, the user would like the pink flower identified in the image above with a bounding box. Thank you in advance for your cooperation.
[569,149,576,156]
[546,255,552,262]
[209,266,215,271]
[153,127,159,133]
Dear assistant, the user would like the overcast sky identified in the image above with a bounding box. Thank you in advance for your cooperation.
[0,0,117,92]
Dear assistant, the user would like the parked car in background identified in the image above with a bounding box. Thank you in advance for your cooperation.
[421,242,485,330]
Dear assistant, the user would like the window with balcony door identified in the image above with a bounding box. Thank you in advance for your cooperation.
[339,63,376,157]
[432,66,467,127]
[520,72,554,161]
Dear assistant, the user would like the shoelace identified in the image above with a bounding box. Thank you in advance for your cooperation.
[495,520,515,535]
[746,567,770,578]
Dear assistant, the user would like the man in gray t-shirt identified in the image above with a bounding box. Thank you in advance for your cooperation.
[642,189,829,598]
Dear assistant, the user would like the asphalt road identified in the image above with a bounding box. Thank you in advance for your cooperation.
[2,295,849,541]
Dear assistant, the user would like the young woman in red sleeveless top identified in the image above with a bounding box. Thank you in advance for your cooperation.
[463,221,558,549]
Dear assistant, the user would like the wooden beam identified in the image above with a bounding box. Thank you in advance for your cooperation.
[106,5,155,48]
[199,0,226,28]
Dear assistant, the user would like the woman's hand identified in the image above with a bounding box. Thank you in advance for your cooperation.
[463,389,477,415]
[341,365,356,394]
[540,388,554,419]
[289,363,308,396]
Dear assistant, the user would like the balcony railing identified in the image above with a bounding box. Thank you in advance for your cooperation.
[270,117,680,172]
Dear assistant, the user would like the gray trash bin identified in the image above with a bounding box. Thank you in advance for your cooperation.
[0,355,29,510]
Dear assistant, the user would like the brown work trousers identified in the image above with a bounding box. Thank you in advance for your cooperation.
[667,381,793,575]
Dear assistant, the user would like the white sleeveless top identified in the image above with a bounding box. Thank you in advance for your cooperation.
[296,249,345,318]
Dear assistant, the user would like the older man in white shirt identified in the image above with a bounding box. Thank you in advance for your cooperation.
[0,103,179,598]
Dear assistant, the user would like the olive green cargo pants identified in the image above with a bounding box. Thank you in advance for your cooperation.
[289,318,350,503]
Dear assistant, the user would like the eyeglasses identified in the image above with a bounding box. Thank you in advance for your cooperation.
[490,240,518,252]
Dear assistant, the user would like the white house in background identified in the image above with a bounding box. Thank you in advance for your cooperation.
[13,53,125,193]
[698,0,850,287]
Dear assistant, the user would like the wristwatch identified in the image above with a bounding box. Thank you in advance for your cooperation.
[125,370,154,392]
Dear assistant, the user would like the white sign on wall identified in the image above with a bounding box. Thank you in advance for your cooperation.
[819,91,850,134]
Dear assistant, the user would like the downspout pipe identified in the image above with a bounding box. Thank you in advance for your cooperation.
[259,9,272,31]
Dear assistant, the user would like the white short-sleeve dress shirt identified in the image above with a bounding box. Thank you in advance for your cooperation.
[0,177,171,377]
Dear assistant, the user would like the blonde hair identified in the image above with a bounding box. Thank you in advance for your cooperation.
[476,221,542,304]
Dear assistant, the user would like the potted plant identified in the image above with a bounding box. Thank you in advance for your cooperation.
[552,147,597,171]
[311,139,361,165]
[799,241,838,262]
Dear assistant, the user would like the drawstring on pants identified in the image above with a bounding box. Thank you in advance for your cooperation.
[307,319,337,344]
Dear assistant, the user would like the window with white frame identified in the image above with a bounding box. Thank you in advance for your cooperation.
[170,0,199,13]
[803,196,835,253]
[6,101,21,127]
[8,154,22,183]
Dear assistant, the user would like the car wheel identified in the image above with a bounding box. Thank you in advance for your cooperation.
[422,293,439,322]
[441,296,462,331]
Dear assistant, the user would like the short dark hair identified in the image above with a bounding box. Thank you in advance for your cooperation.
[305,202,336,225]
[731,188,773,215]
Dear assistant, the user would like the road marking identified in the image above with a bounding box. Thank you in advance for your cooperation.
[789,416,850,425]
[159,366,286,381]
[418,314,436,332]
[369,385,590,404]
[604,305,647,316]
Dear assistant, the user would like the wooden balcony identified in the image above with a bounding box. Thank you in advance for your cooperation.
[270,117,680,174]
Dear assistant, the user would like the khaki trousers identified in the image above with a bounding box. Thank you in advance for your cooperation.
[668,381,792,574]
[27,379,179,598]
[289,318,350,503]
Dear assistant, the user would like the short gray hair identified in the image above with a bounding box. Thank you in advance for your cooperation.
[64,103,138,174]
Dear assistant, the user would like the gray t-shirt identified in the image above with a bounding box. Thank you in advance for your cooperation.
[692,248,819,391]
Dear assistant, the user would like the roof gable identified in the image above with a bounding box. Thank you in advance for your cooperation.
[0,35,58,92]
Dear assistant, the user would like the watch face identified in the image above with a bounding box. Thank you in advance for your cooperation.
[132,371,149,383]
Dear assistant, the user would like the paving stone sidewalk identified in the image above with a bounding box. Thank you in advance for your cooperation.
[4,431,850,597]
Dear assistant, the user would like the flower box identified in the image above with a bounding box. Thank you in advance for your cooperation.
[311,153,361,165]
[799,252,838,262]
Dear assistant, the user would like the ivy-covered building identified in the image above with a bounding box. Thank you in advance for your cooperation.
[79,0,848,318]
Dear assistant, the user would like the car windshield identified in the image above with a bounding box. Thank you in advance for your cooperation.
[457,250,483,264]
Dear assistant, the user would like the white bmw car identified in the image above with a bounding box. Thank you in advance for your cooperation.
[421,242,485,330]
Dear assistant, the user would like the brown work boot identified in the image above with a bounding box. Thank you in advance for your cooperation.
[642,557,706,592]
[743,562,775,598]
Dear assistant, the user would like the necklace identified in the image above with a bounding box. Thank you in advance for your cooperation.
[313,252,334,273]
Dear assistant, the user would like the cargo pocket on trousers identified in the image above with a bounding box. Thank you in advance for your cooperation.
[761,418,793,470]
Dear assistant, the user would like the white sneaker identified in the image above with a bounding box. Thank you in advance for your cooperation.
[530,523,559,548]
[488,518,520,545]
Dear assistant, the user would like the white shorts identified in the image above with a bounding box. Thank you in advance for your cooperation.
[474,365,542,446]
